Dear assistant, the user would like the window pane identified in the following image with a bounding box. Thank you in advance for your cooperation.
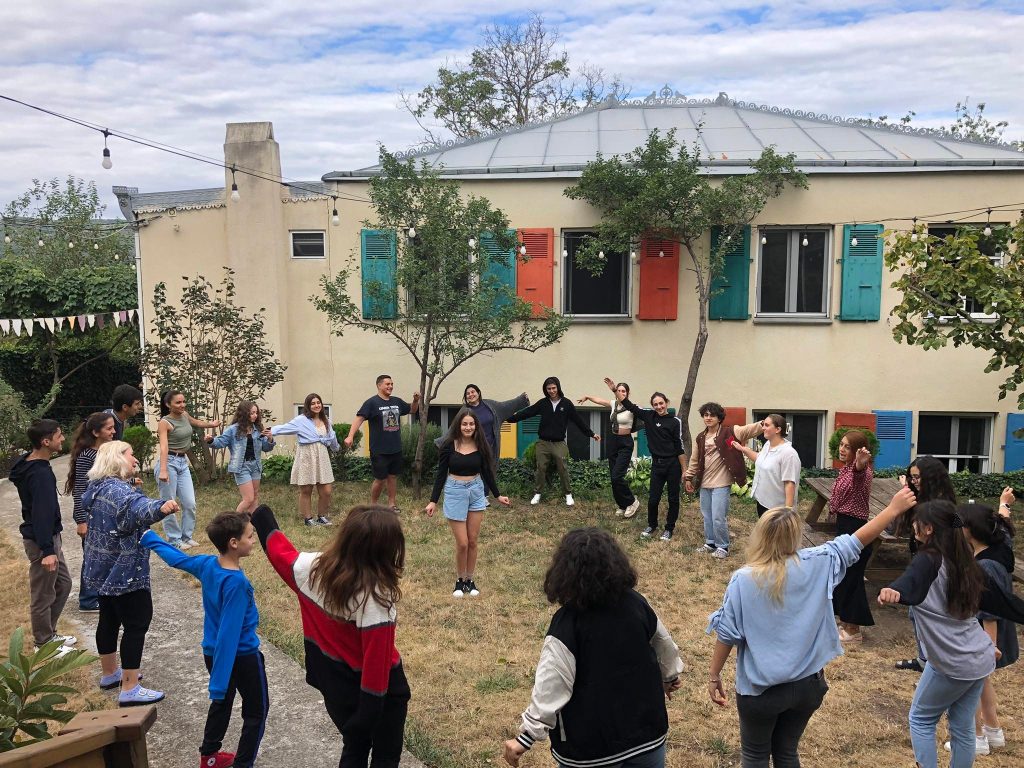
[565,232,627,315]
[789,413,820,468]
[917,415,952,455]
[795,232,826,313]
[759,231,788,312]
[292,232,325,259]
[956,417,987,456]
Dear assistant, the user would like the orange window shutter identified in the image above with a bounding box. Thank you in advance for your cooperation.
[517,228,554,317]
[723,407,747,428]
[834,412,877,432]
[638,238,679,320]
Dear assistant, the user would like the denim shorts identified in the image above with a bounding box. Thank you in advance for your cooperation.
[442,476,488,521]
[234,459,263,486]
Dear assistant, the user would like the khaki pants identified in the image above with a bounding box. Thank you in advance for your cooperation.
[534,439,571,494]
[22,534,72,646]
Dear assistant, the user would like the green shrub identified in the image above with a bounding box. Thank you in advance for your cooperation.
[122,425,157,471]
[330,422,363,480]
[521,441,537,468]
[261,454,294,483]
[827,427,881,462]
[0,377,31,455]
[626,456,652,495]
[401,422,443,481]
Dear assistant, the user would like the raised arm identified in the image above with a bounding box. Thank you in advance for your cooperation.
[853,487,916,547]
[187,412,221,430]
[577,395,611,407]
[141,529,203,577]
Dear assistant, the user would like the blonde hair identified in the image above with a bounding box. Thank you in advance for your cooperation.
[744,506,802,604]
[87,440,135,482]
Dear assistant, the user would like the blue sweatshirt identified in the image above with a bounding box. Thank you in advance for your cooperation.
[142,530,260,700]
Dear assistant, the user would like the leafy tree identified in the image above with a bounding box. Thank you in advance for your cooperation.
[885,215,1024,410]
[565,130,808,450]
[139,269,287,481]
[0,376,32,454]
[859,100,1023,150]
[311,149,570,495]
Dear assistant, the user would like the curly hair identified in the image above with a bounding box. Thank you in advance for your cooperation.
[543,528,637,610]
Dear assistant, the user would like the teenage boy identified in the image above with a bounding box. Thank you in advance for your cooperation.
[106,384,145,440]
[11,419,76,652]
[142,513,266,768]
[507,376,600,507]
[345,374,420,511]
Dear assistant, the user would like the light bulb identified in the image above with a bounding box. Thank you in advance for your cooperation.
[37,238,44,247]
[801,236,809,247]
[761,235,767,245]
[850,237,858,247]
[407,226,416,238]
[3,235,9,244]
[230,183,240,202]
[725,234,732,242]
[562,249,568,258]
[101,148,112,170]
[598,250,605,260]
[94,242,100,250]
[68,241,74,249]
[658,250,665,258]
[114,254,120,260]
[468,237,476,248]
[911,232,919,242]
[519,245,527,256]
[983,225,992,237]
[630,250,636,260]
[331,208,340,227]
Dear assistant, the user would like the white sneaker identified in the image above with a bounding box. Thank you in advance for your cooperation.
[565,494,574,507]
[623,499,640,518]
[530,494,542,505]
[943,735,989,755]
[53,633,77,646]
[711,548,729,559]
[615,508,625,516]
[179,539,195,550]
[983,726,1005,748]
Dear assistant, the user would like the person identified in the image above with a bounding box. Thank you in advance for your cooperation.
[155,390,219,549]
[345,375,421,512]
[877,500,995,768]
[423,408,512,598]
[578,378,641,518]
[65,411,118,612]
[730,414,801,516]
[207,401,276,514]
[684,404,763,558]
[142,512,267,768]
[461,384,528,460]
[11,419,75,652]
[507,376,599,507]
[828,430,874,642]
[272,392,340,526]
[618,392,685,541]
[706,488,916,768]
[251,504,410,768]
[81,440,179,706]
[503,528,684,768]
[105,384,145,440]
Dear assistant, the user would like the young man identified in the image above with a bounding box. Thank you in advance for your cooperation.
[346,375,420,511]
[507,376,600,507]
[11,419,76,652]
[106,384,145,441]
[142,513,266,768]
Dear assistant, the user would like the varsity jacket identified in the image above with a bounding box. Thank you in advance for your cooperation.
[687,422,762,489]
[516,589,684,767]
[508,399,594,442]
[619,399,686,457]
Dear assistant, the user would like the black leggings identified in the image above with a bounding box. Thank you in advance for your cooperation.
[607,434,636,510]
[96,589,153,669]
[322,663,410,768]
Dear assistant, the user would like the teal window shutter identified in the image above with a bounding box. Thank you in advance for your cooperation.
[839,224,884,321]
[480,230,516,309]
[361,229,397,319]
[516,416,541,458]
[709,226,751,320]
[637,427,650,457]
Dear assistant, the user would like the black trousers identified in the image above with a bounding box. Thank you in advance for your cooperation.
[201,651,269,768]
[756,502,769,518]
[831,514,875,626]
[96,589,152,669]
[736,671,828,768]
[647,456,681,531]
[322,663,410,768]
[607,434,636,510]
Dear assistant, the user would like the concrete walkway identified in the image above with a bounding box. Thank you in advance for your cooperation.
[1,455,422,768]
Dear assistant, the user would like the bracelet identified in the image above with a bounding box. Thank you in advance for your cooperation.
[708,678,721,683]
[1000,502,1011,509]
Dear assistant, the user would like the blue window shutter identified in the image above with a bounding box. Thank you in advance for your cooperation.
[516,416,541,458]
[709,226,751,320]
[361,229,397,319]
[839,224,884,321]
[1005,413,1024,471]
[873,410,912,469]
[480,230,516,309]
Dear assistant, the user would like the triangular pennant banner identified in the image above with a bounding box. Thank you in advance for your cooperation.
[96,314,105,329]
[45,317,55,332]
[67,316,77,331]
[0,319,9,334]
[112,312,121,327]
[13,319,22,335]
[77,315,86,331]
[24,319,33,336]
[86,314,96,328]
[129,309,137,321]
[55,316,65,330]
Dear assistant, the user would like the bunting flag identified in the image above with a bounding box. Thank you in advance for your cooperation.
[0,308,139,336]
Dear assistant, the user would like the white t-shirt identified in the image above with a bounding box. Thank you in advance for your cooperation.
[751,441,801,508]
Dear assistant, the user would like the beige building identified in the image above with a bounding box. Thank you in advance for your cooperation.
[115,93,1024,472]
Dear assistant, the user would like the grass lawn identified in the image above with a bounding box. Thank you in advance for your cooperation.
[156,478,1023,768]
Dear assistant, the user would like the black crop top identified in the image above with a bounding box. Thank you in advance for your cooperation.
[430,445,501,502]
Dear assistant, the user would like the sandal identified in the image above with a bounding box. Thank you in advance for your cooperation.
[895,658,923,672]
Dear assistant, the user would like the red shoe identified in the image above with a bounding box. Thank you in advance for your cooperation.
[201,753,235,768]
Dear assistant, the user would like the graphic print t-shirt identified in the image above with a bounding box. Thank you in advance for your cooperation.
[357,395,411,455]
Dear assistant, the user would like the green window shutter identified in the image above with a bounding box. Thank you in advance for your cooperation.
[361,229,397,319]
[839,224,884,321]
[709,225,751,320]
[516,416,541,458]
[480,230,516,309]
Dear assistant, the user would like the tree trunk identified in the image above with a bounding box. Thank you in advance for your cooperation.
[677,244,710,457]
[411,367,430,499]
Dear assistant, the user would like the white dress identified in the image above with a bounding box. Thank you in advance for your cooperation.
[291,421,334,485]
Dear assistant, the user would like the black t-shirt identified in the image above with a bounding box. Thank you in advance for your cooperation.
[357,395,411,455]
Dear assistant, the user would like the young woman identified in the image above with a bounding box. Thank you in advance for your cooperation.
[707,488,916,768]
[423,408,512,598]
[503,528,684,768]
[271,393,340,526]
[206,401,276,514]
[251,504,409,768]
[685,403,763,558]
[829,430,874,642]
[878,500,994,768]
[155,390,219,549]
[730,414,801,516]
[81,440,179,706]
[578,378,641,518]
[461,384,528,460]
[65,411,117,611]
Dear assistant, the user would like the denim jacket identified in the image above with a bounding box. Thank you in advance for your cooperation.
[209,423,276,473]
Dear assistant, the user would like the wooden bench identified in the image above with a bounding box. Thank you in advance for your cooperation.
[0,706,156,767]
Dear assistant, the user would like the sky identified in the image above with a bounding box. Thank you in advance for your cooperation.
[1,0,1022,219]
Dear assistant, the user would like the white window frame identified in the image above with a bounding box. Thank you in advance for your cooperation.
[928,225,1004,321]
[294,403,332,420]
[290,230,326,260]
[916,412,992,474]
[561,229,631,319]
[751,410,826,468]
[755,227,832,319]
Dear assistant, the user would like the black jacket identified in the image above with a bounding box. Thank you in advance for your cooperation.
[620,399,686,457]
[508,398,594,442]
[11,454,62,555]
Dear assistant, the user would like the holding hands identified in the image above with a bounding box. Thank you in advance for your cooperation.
[503,739,527,767]
[160,499,180,515]
[878,587,901,606]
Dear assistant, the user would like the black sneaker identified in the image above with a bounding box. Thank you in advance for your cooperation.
[641,526,656,538]
[304,517,319,527]
[660,529,673,542]
[316,515,332,526]
[452,579,466,598]
[464,579,480,597]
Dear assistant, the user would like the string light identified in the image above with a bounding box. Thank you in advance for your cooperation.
[911,217,919,242]
[983,208,992,237]
[562,248,568,258]
[68,241,74,248]
[801,235,809,247]
[101,129,112,170]
[331,196,339,227]
[3,234,9,244]
[407,226,416,239]
[37,238,44,247]
[468,237,476,248]
[229,166,240,202]
[519,245,527,256]
[761,234,767,245]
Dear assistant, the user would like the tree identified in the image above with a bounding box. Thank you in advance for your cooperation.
[885,215,1024,410]
[565,130,808,450]
[403,13,628,144]
[859,100,1023,151]
[139,269,287,481]
[311,149,570,495]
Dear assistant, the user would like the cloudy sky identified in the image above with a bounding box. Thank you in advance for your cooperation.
[2,1,1022,218]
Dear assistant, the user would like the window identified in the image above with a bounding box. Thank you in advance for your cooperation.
[928,225,1004,318]
[568,409,609,461]
[294,403,332,420]
[917,413,991,473]
[756,229,830,317]
[563,231,629,317]
[291,231,325,259]
[751,410,824,468]
[427,405,464,432]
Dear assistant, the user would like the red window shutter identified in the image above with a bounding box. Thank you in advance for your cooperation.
[517,228,554,317]
[723,407,747,429]
[638,238,679,320]
[833,412,877,468]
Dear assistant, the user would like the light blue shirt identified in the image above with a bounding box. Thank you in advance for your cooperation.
[707,534,862,695]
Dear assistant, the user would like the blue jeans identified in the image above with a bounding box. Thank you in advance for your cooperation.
[700,486,731,550]
[909,663,985,768]
[558,743,665,768]
[155,455,197,543]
